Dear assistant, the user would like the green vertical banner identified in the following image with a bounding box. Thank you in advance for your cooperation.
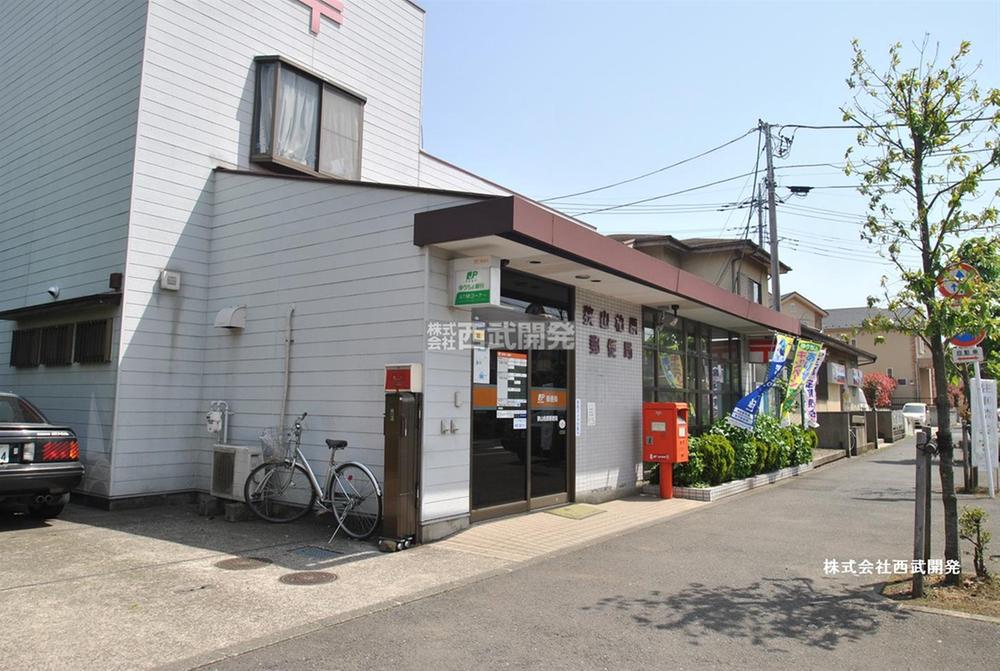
[779,339,823,420]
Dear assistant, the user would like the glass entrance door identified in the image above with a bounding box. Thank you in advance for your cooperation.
[471,348,570,520]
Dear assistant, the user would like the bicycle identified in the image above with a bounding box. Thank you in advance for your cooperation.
[243,412,383,540]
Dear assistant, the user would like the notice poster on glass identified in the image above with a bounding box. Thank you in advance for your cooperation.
[496,351,527,419]
[473,347,490,384]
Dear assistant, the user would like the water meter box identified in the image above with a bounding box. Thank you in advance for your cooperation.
[642,402,689,464]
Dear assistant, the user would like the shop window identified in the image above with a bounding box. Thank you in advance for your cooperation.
[74,319,112,364]
[500,268,572,320]
[641,307,743,434]
[252,57,365,180]
[40,324,73,366]
[10,328,40,368]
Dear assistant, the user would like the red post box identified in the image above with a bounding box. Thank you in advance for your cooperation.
[642,402,689,499]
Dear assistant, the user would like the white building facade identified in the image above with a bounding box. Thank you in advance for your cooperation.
[1,0,798,539]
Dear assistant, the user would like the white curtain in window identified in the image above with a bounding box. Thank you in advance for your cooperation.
[319,86,363,179]
[275,67,319,167]
[255,62,276,154]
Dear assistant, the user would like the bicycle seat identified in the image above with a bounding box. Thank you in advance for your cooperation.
[325,439,348,450]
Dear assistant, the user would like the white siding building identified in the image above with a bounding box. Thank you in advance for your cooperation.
[1,0,800,539]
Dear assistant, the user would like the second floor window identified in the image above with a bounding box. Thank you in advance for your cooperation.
[252,57,365,180]
[746,277,762,304]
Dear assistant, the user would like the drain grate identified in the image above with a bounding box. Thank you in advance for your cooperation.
[290,545,344,560]
[214,557,273,571]
[279,571,338,586]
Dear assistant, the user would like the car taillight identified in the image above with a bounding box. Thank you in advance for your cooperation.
[41,440,79,462]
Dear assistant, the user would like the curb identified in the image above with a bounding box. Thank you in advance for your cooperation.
[869,581,1000,626]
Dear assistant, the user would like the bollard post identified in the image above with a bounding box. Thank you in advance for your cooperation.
[659,462,673,499]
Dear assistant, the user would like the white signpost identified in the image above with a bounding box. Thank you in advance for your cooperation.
[970,374,998,497]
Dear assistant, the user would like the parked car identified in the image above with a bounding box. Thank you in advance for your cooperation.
[0,393,83,519]
[900,402,929,427]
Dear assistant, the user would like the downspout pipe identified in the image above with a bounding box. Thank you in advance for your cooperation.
[279,305,296,433]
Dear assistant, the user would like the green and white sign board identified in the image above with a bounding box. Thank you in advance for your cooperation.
[450,256,501,308]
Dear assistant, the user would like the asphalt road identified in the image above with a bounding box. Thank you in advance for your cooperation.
[201,440,1000,670]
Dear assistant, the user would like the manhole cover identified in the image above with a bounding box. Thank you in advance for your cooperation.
[279,571,338,586]
[214,557,273,571]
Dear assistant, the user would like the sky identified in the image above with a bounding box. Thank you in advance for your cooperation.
[416,0,1000,310]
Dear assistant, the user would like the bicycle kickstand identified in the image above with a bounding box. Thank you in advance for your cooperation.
[328,515,347,544]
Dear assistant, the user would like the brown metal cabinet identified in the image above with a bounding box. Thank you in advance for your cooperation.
[383,392,421,542]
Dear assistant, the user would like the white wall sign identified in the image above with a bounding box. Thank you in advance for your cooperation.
[587,402,597,427]
[449,256,501,308]
[575,398,582,436]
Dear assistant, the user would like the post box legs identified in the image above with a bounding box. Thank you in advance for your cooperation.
[659,463,673,499]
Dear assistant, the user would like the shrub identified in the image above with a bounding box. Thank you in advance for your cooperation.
[960,506,992,578]
[751,437,772,474]
[775,427,796,470]
[710,421,756,480]
[751,415,786,474]
[674,438,705,487]
[791,427,818,466]
[862,372,897,408]
[699,434,735,485]
[673,437,706,487]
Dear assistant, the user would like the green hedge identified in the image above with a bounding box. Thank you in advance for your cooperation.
[672,417,817,488]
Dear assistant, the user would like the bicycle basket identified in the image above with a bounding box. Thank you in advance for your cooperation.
[259,427,290,462]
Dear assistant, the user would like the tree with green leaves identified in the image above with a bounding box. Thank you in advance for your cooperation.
[955,236,1000,379]
[842,38,1000,586]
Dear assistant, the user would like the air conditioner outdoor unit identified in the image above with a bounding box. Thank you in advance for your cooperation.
[211,443,263,501]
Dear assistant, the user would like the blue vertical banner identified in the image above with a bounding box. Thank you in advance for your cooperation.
[728,334,794,431]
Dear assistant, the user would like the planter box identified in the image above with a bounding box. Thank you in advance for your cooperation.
[643,463,814,502]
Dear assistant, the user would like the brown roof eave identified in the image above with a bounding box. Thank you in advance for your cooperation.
[414,196,802,336]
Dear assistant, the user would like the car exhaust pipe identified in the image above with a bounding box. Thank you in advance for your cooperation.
[33,495,54,505]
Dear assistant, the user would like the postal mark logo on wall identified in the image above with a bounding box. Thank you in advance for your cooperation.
[295,0,344,33]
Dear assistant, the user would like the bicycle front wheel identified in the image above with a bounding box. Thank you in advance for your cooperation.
[328,462,382,539]
[244,461,316,523]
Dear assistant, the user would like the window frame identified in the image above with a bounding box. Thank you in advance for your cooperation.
[251,55,366,180]
[10,328,41,368]
[40,324,74,367]
[74,318,113,364]
[747,277,762,305]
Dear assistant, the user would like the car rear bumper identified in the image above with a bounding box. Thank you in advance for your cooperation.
[0,462,85,496]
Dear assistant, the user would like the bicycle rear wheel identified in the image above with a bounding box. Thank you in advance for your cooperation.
[244,461,316,523]
[328,462,382,539]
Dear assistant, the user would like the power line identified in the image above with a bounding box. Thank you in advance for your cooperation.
[716,132,765,288]
[571,169,763,216]
[778,116,995,131]
[798,177,1000,189]
[539,128,757,202]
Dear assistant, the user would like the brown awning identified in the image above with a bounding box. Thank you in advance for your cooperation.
[0,292,122,321]
[414,196,801,336]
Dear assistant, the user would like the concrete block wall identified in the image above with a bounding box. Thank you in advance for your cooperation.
[573,289,643,502]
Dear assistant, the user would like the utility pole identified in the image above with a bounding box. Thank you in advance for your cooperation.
[762,120,781,311]
[756,181,765,249]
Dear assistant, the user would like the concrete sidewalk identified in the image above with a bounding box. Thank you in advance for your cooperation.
[0,491,706,671]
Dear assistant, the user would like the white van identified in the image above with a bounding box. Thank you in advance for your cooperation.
[901,402,929,427]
